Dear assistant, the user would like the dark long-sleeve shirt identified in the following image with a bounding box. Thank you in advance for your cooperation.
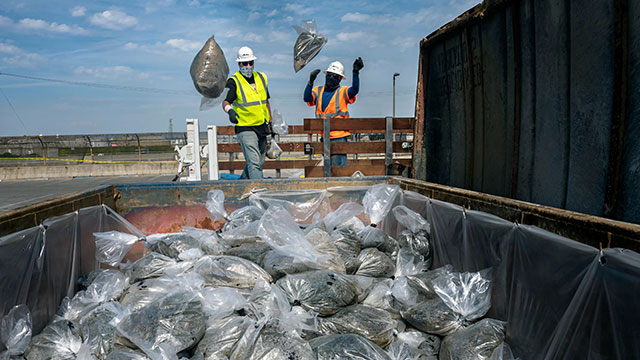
[304,71,359,111]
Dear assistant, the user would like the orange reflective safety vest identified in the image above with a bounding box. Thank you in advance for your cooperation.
[307,85,355,139]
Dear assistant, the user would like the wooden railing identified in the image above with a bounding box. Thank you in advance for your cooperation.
[214,117,414,178]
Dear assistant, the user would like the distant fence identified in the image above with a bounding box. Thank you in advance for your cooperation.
[0,118,414,178]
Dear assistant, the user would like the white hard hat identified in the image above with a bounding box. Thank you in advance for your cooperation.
[324,61,345,79]
[236,46,257,62]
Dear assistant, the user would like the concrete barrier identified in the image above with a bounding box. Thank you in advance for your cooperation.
[0,163,177,180]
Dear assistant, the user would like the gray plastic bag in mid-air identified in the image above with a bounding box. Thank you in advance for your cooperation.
[293,20,328,72]
[190,35,230,109]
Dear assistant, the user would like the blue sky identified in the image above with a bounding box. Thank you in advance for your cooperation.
[0,0,479,136]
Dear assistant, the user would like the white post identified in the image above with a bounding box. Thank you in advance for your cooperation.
[208,125,219,181]
[186,118,201,181]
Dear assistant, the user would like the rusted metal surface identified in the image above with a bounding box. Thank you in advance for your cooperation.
[0,185,115,237]
[393,177,640,252]
[416,0,639,224]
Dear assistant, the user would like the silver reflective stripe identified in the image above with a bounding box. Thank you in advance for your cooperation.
[234,99,268,108]
[255,72,267,94]
[232,75,247,104]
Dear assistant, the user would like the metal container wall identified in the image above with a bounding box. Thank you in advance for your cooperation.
[414,0,640,224]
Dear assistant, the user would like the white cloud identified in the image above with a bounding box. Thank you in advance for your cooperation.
[259,53,289,65]
[16,18,88,34]
[245,33,263,42]
[267,9,277,17]
[90,9,138,30]
[341,12,370,23]
[336,31,365,42]
[0,15,14,27]
[284,4,312,15]
[248,11,260,21]
[268,30,291,42]
[165,39,200,52]
[188,0,200,6]
[74,65,149,80]
[123,42,139,50]
[0,41,44,67]
[71,6,86,17]
[0,42,21,54]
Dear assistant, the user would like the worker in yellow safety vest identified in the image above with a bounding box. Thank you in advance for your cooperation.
[304,58,364,166]
[222,46,272,179]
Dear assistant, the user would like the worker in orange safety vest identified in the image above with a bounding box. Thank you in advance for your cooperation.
[304,58,364,166]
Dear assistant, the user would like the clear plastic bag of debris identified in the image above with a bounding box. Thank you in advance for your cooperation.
[78,301,126,359]
[355,248,395,278]
[385,340,427,360]
[106,346,151,360]
[358,226,398,257]
[258,205,331,267]
[230,318,316,360]
[192,255,272,289]
[401,297,463,336]
[276,270,358,316]
[439,319,506,360]
[432,268,492,322]
[260,250,313,280]
[321,202,364,233]
[56,270,128,322]
[266,139,283,159]
[0,305,31,359]
[145,232,208,259]
[270,109,288,135]
[293,20,328,73]
[195,314,252,360]
[250,189,331,224]
[124,252,177,284]
[406,264,454,299]
[317,304,402,348]
[395,247,429,278]
[23,320,82,360]
[331,225,362,274]
[93,231,142,266]
[390,276,423,309]
[396,330,441,358]
[310,334,392,360]
[205,190,228,222]
[120,274,203,313]
[305,228,346,273]
[181,226,226,255]
[488,342,519,360]
[363,279,400,314]
[222,206,264,232]
[190,35,230,99]
[363,184,402,226]
[393,205,432,260]
[115,285,206,360]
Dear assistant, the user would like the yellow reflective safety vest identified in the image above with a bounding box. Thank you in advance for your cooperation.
[230,71,270,127]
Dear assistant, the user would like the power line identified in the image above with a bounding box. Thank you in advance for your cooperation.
[0,87,29,135]
[0,71,194,96]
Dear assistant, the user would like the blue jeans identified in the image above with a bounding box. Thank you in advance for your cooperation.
[330,136,348,166]
[237,131,266,179]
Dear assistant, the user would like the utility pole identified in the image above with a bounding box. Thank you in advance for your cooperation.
[393,73,400,140]
[169,118,173,134]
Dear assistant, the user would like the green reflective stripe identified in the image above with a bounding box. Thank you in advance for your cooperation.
[232,75,247,104]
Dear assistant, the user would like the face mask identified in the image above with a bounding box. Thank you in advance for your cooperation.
[325,73,341,91]
[240,65,254,78]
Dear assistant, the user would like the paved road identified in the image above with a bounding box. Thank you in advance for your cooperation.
[0,175,174,213]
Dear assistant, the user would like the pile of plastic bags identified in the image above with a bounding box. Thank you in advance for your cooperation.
[1,184,520,360]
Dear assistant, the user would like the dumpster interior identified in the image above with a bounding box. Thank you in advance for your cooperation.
[1,181,639,359]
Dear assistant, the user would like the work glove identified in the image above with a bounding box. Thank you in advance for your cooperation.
[266,121,273,135]
[308,69,321,86]
[227,108,239,124]
[353,57,364,73]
